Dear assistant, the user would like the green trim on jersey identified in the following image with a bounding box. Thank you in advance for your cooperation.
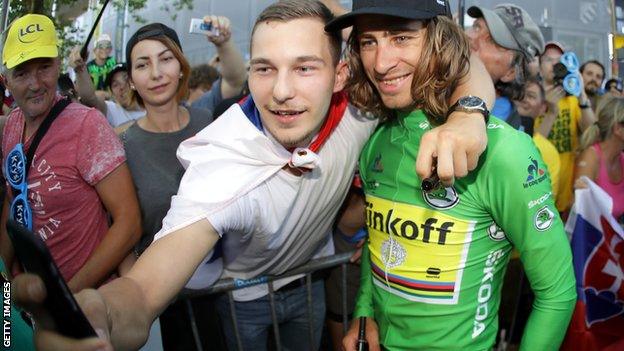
[356,110,576,350]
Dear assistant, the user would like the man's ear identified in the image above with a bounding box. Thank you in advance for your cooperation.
[3,72,11,92]
[333,60,349,93]
[499,66,516,83]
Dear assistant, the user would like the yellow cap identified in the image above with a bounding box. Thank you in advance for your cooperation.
[2,14,58,69]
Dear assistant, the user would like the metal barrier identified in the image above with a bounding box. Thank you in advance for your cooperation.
[180,251,355,351]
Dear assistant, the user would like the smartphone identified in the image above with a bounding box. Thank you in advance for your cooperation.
[6,219,97,339]
[189,18,219,36]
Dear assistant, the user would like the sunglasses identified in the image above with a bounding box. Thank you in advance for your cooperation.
[97,42,112,49]
[5,143,32,230]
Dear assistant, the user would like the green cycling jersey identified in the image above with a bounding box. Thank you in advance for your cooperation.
[356,110,576,350]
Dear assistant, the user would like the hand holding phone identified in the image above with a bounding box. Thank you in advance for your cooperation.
[189,18,220,37]
[193,15,233,46]
[6,220,97,339]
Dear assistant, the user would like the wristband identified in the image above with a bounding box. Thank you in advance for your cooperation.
[579,98,591,109]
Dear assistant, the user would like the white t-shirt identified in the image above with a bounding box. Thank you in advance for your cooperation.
[156,104,377,301]
[105,100,144,127]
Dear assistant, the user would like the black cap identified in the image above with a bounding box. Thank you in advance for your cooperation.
[125,23,182,67]
[325,0,451,32]
[105,63,127,89]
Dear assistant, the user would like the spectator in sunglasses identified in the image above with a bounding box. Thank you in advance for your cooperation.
[87,33,117,100]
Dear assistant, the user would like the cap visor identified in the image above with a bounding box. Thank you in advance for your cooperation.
[471,7,518,52]
[325,7,441,32]
[5,45,58,69]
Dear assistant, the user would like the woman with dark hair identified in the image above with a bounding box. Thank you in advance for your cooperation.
[118,20,237,350]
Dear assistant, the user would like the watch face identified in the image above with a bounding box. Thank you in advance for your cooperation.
[459,96,483,108]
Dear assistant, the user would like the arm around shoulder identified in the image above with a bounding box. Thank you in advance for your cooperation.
[415,54,494,185]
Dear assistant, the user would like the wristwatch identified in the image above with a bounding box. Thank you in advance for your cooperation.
[446,95,490,124]
[578,98,591,109]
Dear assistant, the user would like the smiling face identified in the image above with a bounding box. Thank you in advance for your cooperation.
[355,15,426,111]
[248,18,345,149]
[5,57,60,121]
[129,39,181,107]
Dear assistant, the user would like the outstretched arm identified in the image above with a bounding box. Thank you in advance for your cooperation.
[14,218,220,351]
[416,53,495,186]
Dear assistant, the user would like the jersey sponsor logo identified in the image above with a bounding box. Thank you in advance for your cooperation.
[473,249,506,339]
[487,123,504,129]
[380,238,407,269]
[366,195,475,304]
[528,191,552,209]
[371,154,384,173]
[487,223,506,241]
[422,186,459,210]
[523,157,547,188]
[534,205,555,231]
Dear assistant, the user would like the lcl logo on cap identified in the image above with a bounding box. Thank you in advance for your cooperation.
[18,24,44,44]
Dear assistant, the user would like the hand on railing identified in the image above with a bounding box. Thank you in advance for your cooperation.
[349,238,366,264]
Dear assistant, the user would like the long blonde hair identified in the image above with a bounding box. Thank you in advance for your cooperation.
[345,15,470,122]
[579,96,624,150]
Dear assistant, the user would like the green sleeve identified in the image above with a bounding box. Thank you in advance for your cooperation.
[479,130,576,350]
[353,242,374,318]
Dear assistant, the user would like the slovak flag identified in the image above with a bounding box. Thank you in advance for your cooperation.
[562,176,624,350]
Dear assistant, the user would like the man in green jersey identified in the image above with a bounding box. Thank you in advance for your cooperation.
[326,1,577,350]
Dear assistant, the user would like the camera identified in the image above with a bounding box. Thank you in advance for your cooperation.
[552,52,581,96]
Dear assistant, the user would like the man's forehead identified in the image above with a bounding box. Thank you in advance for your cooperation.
[585,62,603,72]
[250,18,331,60]
[10,57,56,71]
[355,15,424,34]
